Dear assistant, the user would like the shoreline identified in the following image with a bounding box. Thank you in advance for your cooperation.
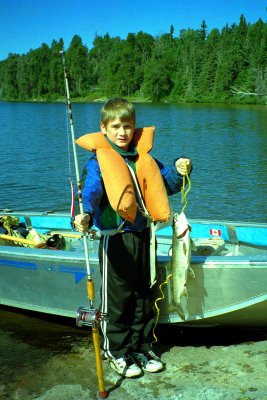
[0,96,266,106]
[1,307,267,400]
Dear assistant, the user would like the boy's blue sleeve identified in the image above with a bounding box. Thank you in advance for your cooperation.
[82,156,103,216]
[155,158,190,195]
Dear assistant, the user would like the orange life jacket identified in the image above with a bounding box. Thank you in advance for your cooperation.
[76,127,171,223]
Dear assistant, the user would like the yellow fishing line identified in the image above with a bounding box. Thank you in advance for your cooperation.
[152,273,172,343]
[181,162,191,213]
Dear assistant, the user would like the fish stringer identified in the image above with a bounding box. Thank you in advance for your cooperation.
[180,160,191,213]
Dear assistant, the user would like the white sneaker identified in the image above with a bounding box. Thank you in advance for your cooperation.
[109,354,142,378]
[132,350,164,373]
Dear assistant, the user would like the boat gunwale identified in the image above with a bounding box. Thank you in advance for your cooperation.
[1,210,267,228]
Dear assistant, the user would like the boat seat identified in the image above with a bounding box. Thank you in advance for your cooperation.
[192,237,225,256]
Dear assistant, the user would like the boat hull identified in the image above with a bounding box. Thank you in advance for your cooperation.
[154,255,267,327]
[0,242,101,318]
[1,211,267,328]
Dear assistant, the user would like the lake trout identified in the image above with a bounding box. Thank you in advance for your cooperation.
[170,211,194,320]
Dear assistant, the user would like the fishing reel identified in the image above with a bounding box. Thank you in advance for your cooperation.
[76,306,108,327]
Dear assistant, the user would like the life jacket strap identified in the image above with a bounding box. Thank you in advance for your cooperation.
[127,164,157,287]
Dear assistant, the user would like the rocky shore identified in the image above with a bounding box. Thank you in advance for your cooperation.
[0,308,267,400]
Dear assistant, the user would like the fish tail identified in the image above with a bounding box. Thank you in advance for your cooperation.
[175,303,186,321]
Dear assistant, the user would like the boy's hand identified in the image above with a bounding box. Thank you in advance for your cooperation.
[74,213,90,232]
[175,158,192,176]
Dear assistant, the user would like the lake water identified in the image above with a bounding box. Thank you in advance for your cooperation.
[1,101,267,222]
[1,101,267,399]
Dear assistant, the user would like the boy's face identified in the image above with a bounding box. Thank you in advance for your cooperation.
[101,118,135,151]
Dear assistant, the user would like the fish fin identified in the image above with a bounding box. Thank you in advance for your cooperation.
[189,267,195,279]
[182,286,188,298]
[169,300,186,320]
[176,303,186,320]
[191,238,196,251]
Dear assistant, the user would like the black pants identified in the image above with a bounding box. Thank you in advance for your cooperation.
[99,228,155,358]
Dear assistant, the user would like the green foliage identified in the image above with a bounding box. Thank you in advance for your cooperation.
[66,35,90,96]
[143,33,176,101]
[0,16,267,103]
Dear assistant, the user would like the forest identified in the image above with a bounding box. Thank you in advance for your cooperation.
[0,15,266,104]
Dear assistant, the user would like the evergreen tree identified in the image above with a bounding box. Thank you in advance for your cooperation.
[213,24,234,96]
[66,35,89,96]
[26,43,52,98]
[230,15,249,88]
[143,32,177,101]
[0,53,20,99]
[17,55,31,98]
[197,28,221,99]
[0,15,266,103]
[89,34,121,95]
[49,39,65,97]
[199,20,208,41]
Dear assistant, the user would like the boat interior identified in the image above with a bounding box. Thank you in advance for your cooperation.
[1,211,267,258]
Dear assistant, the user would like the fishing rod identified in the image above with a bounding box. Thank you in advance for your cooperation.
[60,49,108,400]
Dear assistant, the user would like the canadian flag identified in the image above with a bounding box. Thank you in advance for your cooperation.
[210,229,222,236]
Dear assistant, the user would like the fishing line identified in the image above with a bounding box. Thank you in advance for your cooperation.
[60,49,108,399]
[60,48,95,303]
[181,161,191,213]
[152,273,172,343]
[64,78,75,218]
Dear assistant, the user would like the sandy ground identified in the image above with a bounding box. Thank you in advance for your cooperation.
[0,307,267,400]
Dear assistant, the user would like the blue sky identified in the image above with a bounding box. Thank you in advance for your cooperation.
[0,0,266,61]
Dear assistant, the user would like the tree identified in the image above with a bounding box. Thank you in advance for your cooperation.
[66,35,89,96]
[171,28,203,101]
[89,34,122,95]
[0,15,266,103]
[17,55,31,98]
[197,28,221,98]
[143,33,177,101]
[26,43,51,98]
[199,20,208,42]
[0,54,20,98]
[49,38,65,97]
[213,24,234,96]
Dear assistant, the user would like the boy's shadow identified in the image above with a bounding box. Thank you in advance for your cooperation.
[152,323,267,356]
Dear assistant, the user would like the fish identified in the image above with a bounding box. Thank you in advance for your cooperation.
[170,211,194,320]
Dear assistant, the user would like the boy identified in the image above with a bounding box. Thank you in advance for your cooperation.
[74,98,192,378]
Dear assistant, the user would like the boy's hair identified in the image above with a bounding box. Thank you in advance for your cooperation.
[100,98,136,127]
